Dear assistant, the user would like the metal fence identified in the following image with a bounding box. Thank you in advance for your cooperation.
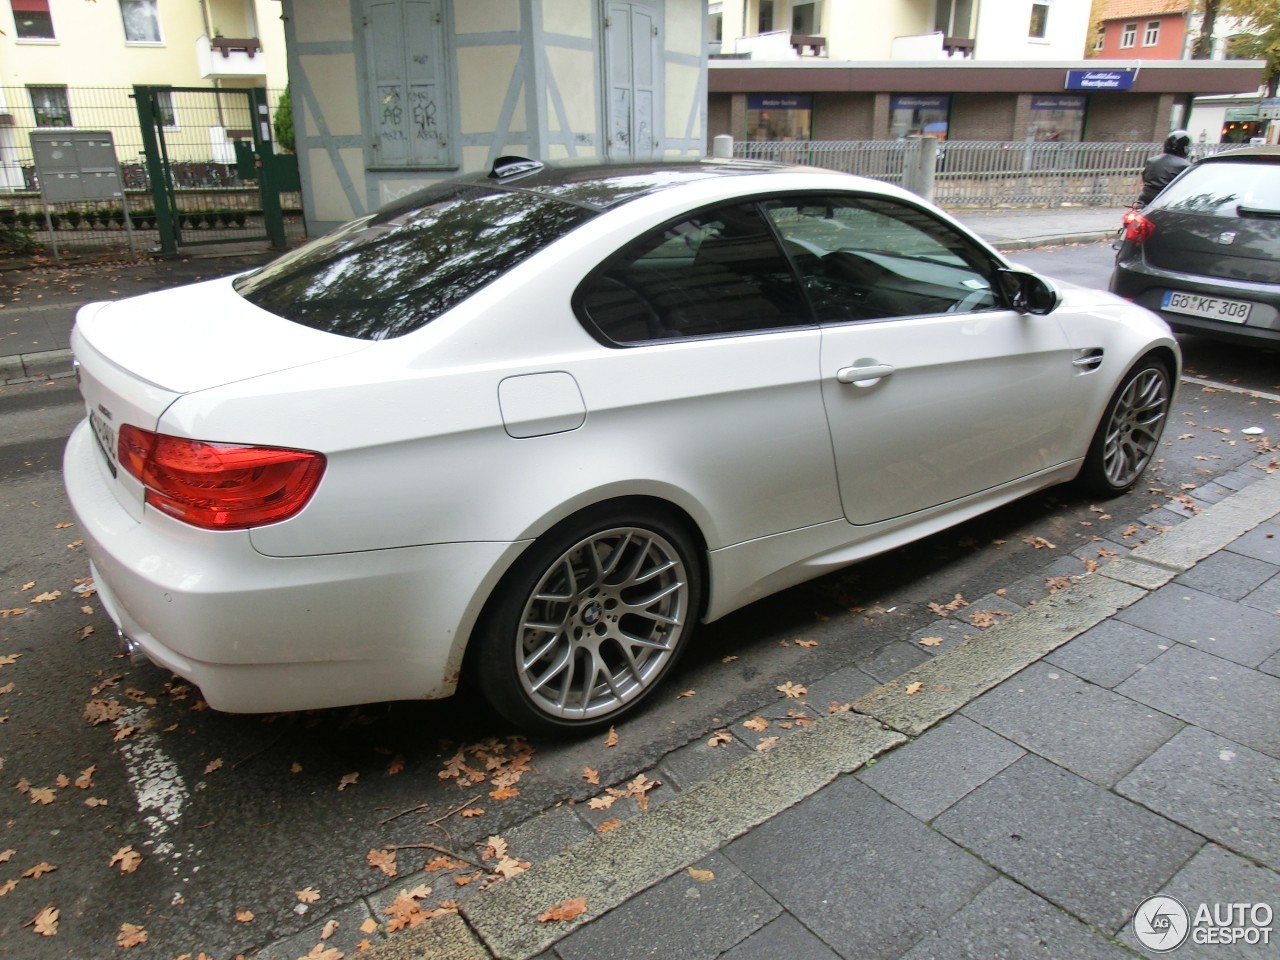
[734,139,1235,207]
[0,86,303,256]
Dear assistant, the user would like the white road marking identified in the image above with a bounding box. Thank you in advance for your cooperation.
[1181,375,1280,404]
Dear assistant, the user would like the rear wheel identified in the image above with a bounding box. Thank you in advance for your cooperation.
[473,507,702,734]
[1078,357,1172,496]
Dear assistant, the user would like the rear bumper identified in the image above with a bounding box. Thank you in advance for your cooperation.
[1110,254,1280,346]
[64,419,526,713]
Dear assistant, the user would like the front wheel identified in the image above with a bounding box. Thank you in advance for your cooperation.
[1078,357,1173,496]
[473,507,702,734]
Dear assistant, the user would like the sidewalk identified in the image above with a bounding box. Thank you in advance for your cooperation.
[348,469,1280,960]
[0,206,1126,383]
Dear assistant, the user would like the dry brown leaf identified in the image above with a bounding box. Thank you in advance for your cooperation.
[66,540,83,549]
[0,609,25,618]
[597,818,623,833]
[22,862,57,879]
[603,726,618,748]
[30,905,59,936]
[587,794,616,810]
[0,653,22,665]
[29,591,61,603]
[707,729,733,747]
[460,807,485,818]
[743,716,769,732]
[235,909,255,923]
[721,655,738,663]
[20,581,35,591]
[116,923,147,948]
[54,522,72,529]
[83,698,123,725]
[29,787,55,805]
[386,754,405,776]
[290,762,303,774]
[687,867,715,882]
[359,917,379,935]
[904,681,924,696]
[482,836,508,861]
[338,772,359,792]
[296,886,321,904]
[490,785,519,801]
[0,878,17,896]
[367,849,397,877]
[795,638,819,648]
[0,849,13,863]
[424,855,466,872]
[582,766,600,785]
[677,689,696,698]
[54,774,69,788]
[0,682,15,694]
[918,636,944,647]
[74,765,95,789]
[302,944,342,960]
[755,736,780,752]
[538,897,588,923]
[204,758,223,775]
[85,797,108,808]
[776,681,807,699]
[320,918,340,940]
[493,854,530,879]
[109,846,143,873]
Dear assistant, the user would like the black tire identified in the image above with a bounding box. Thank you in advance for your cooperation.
[472,505,702,734]
[1078,357,1173,497]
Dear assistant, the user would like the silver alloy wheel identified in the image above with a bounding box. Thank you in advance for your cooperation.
[1101,366,1169,488]
[515,526,689,721]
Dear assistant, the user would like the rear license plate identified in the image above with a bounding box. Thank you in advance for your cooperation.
[89,409,118,478]
[1161,290,1252,324]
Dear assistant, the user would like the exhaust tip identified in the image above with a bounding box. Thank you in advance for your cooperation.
[118,628,148,666]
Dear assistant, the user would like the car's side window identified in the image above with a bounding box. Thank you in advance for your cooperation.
[577,202,810,345]
[764,195,1002,323]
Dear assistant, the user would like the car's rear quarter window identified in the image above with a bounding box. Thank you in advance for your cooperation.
[1158,160,1280,217]
[234,183,595,340]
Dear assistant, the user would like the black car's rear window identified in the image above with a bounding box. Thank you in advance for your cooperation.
[233,183,596,340]
[1156,159,1280,217]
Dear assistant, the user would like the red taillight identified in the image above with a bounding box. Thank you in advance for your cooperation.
[1122,209,1155,243]
[117,424,325,530]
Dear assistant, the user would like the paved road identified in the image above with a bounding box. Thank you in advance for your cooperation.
[1,244,1277,958]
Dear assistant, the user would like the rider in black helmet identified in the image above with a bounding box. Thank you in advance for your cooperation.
[1137,129,1192,206]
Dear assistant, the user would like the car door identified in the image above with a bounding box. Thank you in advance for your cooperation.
[765,194,1078,526]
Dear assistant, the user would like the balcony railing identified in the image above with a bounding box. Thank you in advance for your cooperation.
[195,34,266,80]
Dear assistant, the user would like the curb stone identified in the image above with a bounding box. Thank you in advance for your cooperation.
[360,470,1280,959]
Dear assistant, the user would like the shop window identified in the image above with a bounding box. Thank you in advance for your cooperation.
[1143,21,1160,46]
[747,94,812,142]
[119,0,162,43]
[889,95,949,140]
[1029,95,1085,142]
[11,0,54,39]
[29,85,71,127]
[1120,22,1137,48]
[1028,1,1049,40]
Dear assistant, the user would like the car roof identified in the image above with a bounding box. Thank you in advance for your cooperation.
[1199,146,1280,164]
[464,158,814,211]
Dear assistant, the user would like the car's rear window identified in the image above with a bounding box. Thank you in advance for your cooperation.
[1156,159,1280,217]
[233,183,595,340]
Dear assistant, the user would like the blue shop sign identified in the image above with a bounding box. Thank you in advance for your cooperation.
[1065,69,1135,91]
[747,95,814,110]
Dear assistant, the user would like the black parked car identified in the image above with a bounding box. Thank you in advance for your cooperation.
[1111,146,1280,347]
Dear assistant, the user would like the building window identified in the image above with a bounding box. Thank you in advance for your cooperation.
[1029,95,1086,141]
[758,0,774,33]
[1028,1,1049,39]
[889,94,949,139]
[1143,20,1160,46]
[362,0,453,168]
[792,2,821,35]
[746,94,812,141]
[11,0,54,39]
[119,0,162,43]
[155,90,177,129]
[1094,28,1104,51]
[1120,22,1137,48]
[29,86,71,127]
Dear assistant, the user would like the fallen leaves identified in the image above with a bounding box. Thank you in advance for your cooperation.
[83,698,124,725]
[204,758,224,775]
[1022,536,1057,550]
[582,766,600,785]
[917,636,944,647]
[116,922,147,947]
[687,867,715,882]
[367,848,397,878]
[296,886,321,904]
[597,818,623,833]
[743,716,769,732]
[235,909,255,923]
[707,729,734,747]
[108,846,143,874]
[928,594,969,617]
[538,897,588,923]
[904,681,924,696]
[603,726,619,748]
[776,681,807,699]
[22,862,57,879]
[28,905,58,936]
[29,590,61,604]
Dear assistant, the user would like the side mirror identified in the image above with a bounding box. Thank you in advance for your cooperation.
[996,268,1062,315]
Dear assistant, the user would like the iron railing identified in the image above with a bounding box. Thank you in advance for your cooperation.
[0,85,301,256]
[734,139,1235,207]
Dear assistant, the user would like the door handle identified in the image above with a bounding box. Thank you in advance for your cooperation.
[837,363,895,384]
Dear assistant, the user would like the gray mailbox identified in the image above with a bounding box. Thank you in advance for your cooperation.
[30,130,125,203]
